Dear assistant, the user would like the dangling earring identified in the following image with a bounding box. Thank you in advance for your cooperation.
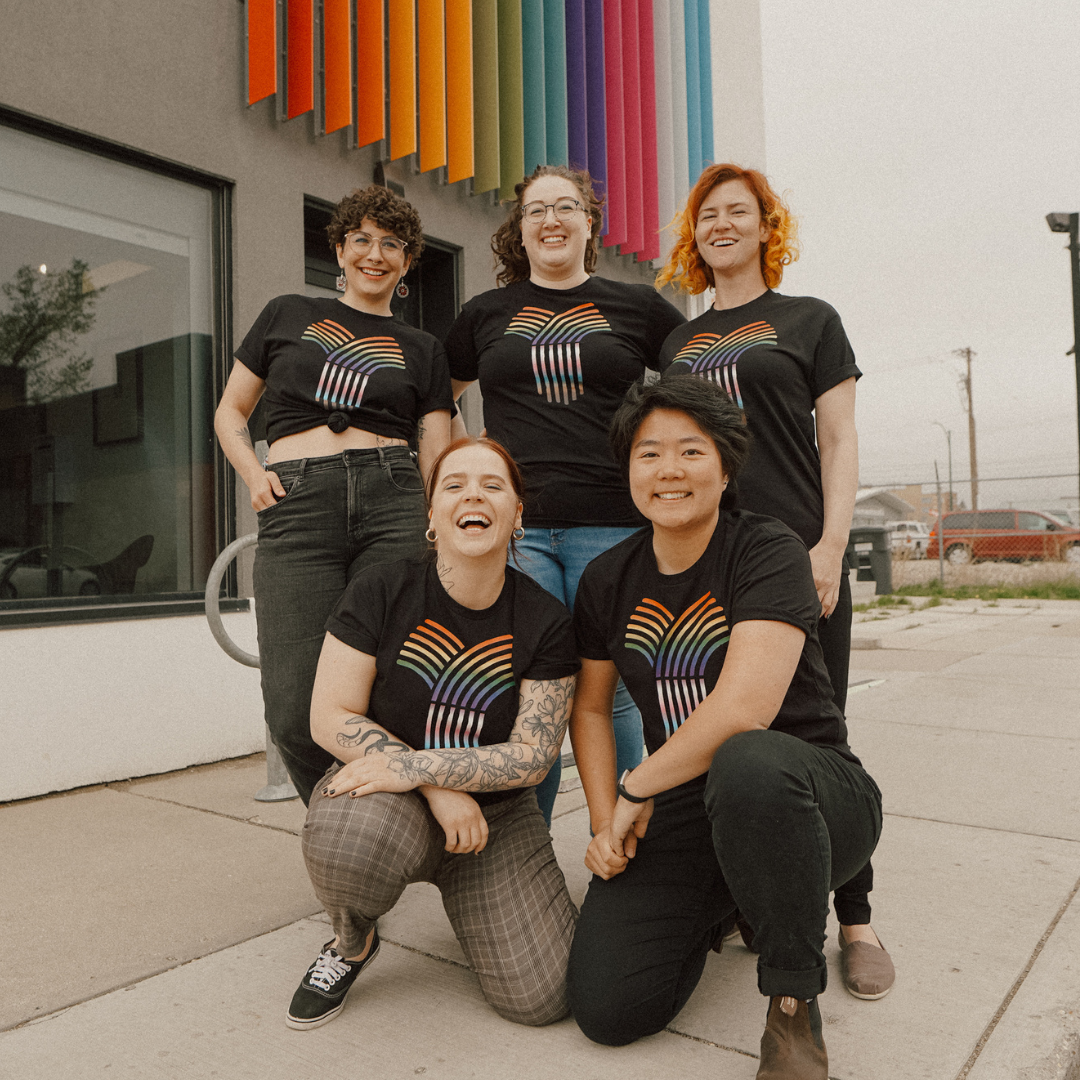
[512,526,525,540]
[336,268,346,292]
[425,527,437,543]
[396,277,410,298]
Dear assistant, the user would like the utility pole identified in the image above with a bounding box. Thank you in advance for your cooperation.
[955,347,978,509]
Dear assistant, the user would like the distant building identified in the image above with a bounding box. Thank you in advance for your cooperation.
[853,487,917,527]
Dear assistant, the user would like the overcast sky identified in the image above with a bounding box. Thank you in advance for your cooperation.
[759,0,1080,513]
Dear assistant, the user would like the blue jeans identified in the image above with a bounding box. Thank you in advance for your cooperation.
[515,526,646,823]
[253,447,428,804]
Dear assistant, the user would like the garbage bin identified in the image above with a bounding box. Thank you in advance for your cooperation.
[846,526,893,595]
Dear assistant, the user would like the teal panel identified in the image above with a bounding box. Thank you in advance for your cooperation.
[522,0,546,173]
[542,0,567,165]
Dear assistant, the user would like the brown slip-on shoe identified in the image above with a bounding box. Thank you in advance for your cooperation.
[756,996,828,1080]
[839,928,896,1000]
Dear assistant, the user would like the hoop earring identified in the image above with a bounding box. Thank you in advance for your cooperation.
[425,527,437,543]
[336,269,346,292]
[396,278,410,298]
[512,527,525,540]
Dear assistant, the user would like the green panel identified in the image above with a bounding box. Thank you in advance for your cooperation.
[521,0,546,173]
[542,0,568,165]
[473,0,500,193]
[497,0,524,200]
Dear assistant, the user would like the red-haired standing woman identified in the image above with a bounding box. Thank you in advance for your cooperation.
[656,165,894,1001]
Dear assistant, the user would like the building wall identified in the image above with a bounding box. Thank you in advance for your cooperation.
[0,0,764,800]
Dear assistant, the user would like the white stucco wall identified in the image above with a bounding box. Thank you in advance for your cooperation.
[0,609,263,802]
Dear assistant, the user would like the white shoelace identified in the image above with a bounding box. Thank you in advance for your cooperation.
[308,950,352,991]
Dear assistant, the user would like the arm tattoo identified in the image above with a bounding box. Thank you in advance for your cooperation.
[416,415,426,443]
[378,677,576,793]
[235,425,253,450]
[335,714,412,754]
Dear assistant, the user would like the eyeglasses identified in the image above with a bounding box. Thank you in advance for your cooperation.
[521,198,585,224]
[344,232,407,255]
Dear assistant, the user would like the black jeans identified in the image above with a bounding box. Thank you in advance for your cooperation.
[252,448,428,804]
[567,730,882,1047]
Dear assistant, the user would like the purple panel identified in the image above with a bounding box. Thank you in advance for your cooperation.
[584,0,607,223]
[565,0,587,170]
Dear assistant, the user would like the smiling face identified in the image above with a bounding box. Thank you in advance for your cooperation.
[336,216,411,314]
[628,409,728,535]
[519,175,593,286]
[694,178,771,286]
[428,445,523,562]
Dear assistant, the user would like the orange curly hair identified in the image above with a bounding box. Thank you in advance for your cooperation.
[656,164,799,294]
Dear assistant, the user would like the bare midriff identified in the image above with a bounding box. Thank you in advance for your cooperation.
[266,425,409,465]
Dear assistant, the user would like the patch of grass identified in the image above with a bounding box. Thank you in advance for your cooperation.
[892,579,1080,602]
[921,596,942,609]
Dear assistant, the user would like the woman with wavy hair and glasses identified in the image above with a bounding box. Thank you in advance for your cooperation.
[444,165,687,824]
[215,185,451,805]
[656,164,893,1002]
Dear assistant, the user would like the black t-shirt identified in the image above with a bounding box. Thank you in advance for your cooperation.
[574,511,856,764]
[327,558,580,803]
[445,277,686,527]
[236,294,453,445]
[658,291,860,548]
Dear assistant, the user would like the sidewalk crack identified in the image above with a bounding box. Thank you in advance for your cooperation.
[107,784,301,836]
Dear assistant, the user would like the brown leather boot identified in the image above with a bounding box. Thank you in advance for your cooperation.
[756,996,828,1079]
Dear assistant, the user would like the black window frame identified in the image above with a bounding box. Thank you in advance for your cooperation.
[0,105,242,629]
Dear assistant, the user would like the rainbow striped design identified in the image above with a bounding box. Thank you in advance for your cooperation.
[396,620,515,749]
[667,321,778,407]
[504,303,612,404]
[624,592,729,739]
[301,320,406,409]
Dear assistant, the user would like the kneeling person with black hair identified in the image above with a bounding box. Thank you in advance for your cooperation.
[566,375,882,1079]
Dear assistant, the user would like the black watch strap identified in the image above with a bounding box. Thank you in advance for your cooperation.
[616,769,650,804]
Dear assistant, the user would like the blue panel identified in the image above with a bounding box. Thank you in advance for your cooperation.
[565,0,587,168]
[522,0,547,172]
[697,0,713,166]
[584,0,606,201]
[683,0,702,180]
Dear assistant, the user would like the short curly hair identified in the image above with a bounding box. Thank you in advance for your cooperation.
[491,165,604,286]
[656,164,799,294]
[326,185,425,263]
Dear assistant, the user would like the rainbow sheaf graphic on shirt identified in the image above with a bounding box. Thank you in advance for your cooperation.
[396,621,515,749]
[667,321,777,407]
[624,592,729,739]
[301,320,405,409]
[504,303,612,403]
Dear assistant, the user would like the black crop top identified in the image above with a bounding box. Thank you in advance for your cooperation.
[235,294,453,445]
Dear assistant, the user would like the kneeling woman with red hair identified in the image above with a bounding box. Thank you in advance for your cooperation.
[566,376,881,1078]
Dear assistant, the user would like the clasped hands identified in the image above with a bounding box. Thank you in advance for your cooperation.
[584,795,654,880]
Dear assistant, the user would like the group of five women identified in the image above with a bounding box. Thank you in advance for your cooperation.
[214,161,893,1080]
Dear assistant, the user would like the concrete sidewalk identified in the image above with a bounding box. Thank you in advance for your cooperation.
[2,588,1079,1078]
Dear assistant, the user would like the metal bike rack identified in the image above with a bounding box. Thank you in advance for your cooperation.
[205,533,298,802]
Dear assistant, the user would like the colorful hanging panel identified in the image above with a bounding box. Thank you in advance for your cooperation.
[389,0,417,159]
[355,0,384,147]
[543,0,568,165]
[472,0,500,193]
[521,0,547,173]
[497,0,524,200]
[247,0,277,105]
[286,0,314,119]
[323,0,352,134]
[447,0,475,183]
[418,0,447,171]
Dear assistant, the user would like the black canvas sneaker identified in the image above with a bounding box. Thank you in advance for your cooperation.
[285,928,381,1030]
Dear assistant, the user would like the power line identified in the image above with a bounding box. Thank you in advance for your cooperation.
[861,471,1080,488]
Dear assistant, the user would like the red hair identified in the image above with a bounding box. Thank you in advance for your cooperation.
[656,164,799,294]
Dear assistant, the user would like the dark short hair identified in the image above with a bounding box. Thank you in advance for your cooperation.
[490,164,605,286]
[326,185,425,263]
[609,374,751,481]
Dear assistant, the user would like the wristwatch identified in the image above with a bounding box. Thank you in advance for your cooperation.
[616,769,650,804]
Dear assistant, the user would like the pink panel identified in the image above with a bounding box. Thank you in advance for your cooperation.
[637,0,660,260]
[621,0,643,254]
[602,0,626,247]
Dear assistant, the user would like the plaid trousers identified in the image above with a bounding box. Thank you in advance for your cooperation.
[303,779,577,1026]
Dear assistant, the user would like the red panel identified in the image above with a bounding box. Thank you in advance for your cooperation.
[602,0,626,247]
[620,0,643,254]
[637,0,660,260]
[445,0,474,182]
[418,0,447,172]
[323,0,351,133]
[286,0,314,119]
[389,0,417,159]
[247,0,277,105]
[356,0,385,147]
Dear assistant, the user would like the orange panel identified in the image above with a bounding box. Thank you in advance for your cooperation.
[418,0,447,172]
[323,0,351,133]
[445,0,473,182]
[355,0,385,147]
[286,0,314,119]
[247,0,277,105]
[389,1,417,159]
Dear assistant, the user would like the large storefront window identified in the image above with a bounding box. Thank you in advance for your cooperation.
[0,123,225,615]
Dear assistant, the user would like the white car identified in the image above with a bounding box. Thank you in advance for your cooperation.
[889,520,930,558]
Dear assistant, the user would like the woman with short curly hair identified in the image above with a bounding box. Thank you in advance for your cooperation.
[656,165,894,1004]
[444,163,687,824]
[215,185,451,804]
